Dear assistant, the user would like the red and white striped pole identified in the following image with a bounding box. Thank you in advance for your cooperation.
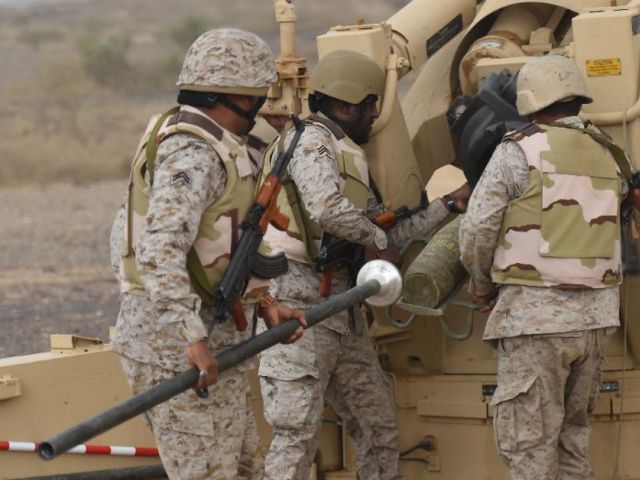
[0,441,158,457]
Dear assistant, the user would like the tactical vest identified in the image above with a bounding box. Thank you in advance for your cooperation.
[260,114,370,264]
[492,123,622,288]
[121,105,255,302]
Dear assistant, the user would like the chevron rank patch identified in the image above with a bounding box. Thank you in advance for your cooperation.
[318,145,330,156]
[171,172,192,187]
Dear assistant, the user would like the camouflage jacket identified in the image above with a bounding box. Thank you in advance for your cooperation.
[267,122,450,334]
[111,115,268,369]
[460,116,623,340]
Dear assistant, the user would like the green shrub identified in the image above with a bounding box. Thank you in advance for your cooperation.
[79,36,131,87]
[169,15,209,50]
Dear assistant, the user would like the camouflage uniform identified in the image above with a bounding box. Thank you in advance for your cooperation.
[459,116,623,479]
[108,132,266,280]
[109,205,126,278]
[111,28,276,480]
[259,121,450,480]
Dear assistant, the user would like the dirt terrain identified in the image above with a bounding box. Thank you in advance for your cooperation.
[0,180,125,357]
[0,0,409,358]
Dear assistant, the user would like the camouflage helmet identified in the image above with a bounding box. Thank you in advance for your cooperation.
[516,54,593,116]
[177,28,277,96]
[310,50,385,104]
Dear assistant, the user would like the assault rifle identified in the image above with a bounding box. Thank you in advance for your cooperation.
[211,116,305,331]
[314,190,429,296]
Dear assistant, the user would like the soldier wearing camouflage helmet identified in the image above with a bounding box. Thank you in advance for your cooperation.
[256,49,470,480]
[460,54,630,478]
[110,28,306,480]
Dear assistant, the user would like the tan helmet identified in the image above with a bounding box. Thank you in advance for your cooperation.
[516,54,593,116]
[310,50,385,104]
[177,28,277,96]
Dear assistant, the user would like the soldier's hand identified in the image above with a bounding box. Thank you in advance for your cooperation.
[446,183,473,213]
[261,299,307,344]
[471,291,498,313]
[376,244,403,267]
[186,340,219,390]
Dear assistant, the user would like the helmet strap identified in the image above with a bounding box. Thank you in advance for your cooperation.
[177,90,219,108]
[217,94,266,131]
[177,90,266,131]
[308,92,324,113]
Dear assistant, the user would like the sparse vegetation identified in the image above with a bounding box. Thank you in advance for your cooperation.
[0,0,405,187]
[17,28,64,49]
[78,36,132,88]
[169,15,210,50]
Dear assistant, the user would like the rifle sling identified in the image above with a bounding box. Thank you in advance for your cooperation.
[280,129,320,260]
[125,106,179,256]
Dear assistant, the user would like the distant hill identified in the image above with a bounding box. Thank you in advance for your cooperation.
[0,0,409,186]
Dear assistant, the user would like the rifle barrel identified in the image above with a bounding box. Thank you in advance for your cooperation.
[39,279,381,461]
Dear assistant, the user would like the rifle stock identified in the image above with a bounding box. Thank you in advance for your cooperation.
[212,116,305,330]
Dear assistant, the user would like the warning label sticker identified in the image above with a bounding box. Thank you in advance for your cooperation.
[586,58,622,77]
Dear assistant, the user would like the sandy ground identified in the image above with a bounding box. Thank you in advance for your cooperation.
[0,179,127,357]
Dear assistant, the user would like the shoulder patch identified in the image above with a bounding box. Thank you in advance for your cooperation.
[318,145,330,156]
[171,171,192,187]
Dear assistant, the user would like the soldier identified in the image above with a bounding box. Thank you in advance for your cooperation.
[111,28,305,480]
[459,55,629,479]
[257,49,471,480]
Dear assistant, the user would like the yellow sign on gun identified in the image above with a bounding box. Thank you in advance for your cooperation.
[586,58,622,77]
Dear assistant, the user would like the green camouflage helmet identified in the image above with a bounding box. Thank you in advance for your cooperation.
[177,28,277,96]
[516,54,593,116]
[310,50,385,104]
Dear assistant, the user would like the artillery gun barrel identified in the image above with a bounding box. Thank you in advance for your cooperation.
[39,260,401,462]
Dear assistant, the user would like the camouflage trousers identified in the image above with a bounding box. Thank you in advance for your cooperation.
[259,326,401,480]
[119,356,263,480]
[491,328,615,480]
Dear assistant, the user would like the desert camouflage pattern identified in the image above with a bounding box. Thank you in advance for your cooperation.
[261,114,383,264]
[491,328,614,479]
[460,116,623,340]
[113,104,270,365]
[119,356,262,480]
[258,114,449,480]
[113,295,258,372]
[177,28,277,95]
[121,105,258,304]
[259,325,401,480]
[111,106,268,480]
[111,129,267,283]
[109,204,126,278]
[460,116,622,479]
[492,123,621,289]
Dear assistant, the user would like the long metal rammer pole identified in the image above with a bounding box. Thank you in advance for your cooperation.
[39,279,382,461]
